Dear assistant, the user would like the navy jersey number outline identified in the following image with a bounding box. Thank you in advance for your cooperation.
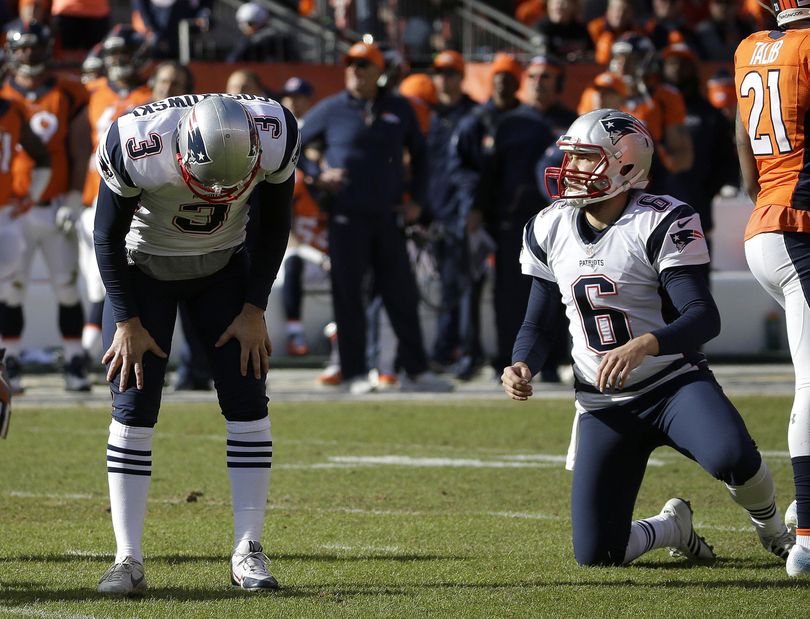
[572,274,632,353]
[126,133,163,159]
[172,202,230,234]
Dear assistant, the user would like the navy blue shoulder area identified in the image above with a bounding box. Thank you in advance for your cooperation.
[278,105,300,172]
[523,214,548,266]
[645,202,696,264]
[102,121,135,189]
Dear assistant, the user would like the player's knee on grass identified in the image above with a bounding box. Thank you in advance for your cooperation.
[573,528,629,567]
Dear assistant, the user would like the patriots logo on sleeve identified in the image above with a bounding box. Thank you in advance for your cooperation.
[670,229,704,252]
[600,114,651,145]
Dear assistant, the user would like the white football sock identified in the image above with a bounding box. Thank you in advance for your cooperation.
[227,417,272,550]
[725,461,784,536]
[107,419,153,564]
[623,513,679,564]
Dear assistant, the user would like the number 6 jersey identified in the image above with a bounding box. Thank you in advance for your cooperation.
[97,93,300,257]
[520,190,710,411]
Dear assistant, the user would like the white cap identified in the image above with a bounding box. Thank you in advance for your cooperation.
[236,2,269,26]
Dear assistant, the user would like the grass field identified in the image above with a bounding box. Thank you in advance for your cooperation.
[0,396,805,618]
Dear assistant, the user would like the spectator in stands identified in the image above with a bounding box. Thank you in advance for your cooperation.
[299,41,452,394]
[536,0,593,62]
[227,1,300,63]
[609,33,693,193]
[425,50,479,379]
[277,77,318,358]
[132,0,212,59]
[51,0,110,52]
[588,0,640,64]
[576,70,628,114]
[225,69,269,97]
[452,54,558,378]
[706,69,737,123]
[523,55,577,137]
[148,59,194,101]
[644,0,697,50]
[695,0,756,62]
[661,42,736,248]
[280,76,314,120]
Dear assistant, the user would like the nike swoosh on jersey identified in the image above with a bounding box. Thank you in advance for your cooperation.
[677,218,693,229]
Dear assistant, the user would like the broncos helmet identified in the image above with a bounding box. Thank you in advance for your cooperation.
[176,96,262,203]
[609,33,656,86]
[102,24,150,84]
[772,0,810,27]
[544,109,654,208]
[5,21,53,78]
[81,43,105,84]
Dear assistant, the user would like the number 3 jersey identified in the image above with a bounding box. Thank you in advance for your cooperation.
[97,93,300,257]
[735,29,810,239]
[520,190,710,411]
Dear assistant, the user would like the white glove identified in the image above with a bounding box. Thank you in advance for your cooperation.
[55,190,84,234]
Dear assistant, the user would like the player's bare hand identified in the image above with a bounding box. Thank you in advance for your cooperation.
[595,333,659,393]
[502,362,533,400]
[215,303,271,379]
[103,317,167,391]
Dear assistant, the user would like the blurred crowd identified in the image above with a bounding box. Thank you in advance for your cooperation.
[0,0,756,394]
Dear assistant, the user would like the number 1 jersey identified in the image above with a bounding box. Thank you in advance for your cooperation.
[735,29,810,239]
[520,191,710,411]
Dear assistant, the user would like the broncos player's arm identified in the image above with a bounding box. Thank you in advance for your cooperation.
[16,117,51,210]
[735,107,760,204]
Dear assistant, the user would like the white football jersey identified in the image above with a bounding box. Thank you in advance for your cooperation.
[97,93,300,256]
[520,190,710,411]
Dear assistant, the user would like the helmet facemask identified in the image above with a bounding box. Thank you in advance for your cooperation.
[544,109,653,208]
[176,98,262,204]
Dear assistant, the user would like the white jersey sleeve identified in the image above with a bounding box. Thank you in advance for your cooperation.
[520,203,562,282]
[97,121,142,199]
[648,206,710,272]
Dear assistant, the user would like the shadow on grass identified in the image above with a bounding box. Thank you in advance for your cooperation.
[0,575,805,606]
[0,552,464,564]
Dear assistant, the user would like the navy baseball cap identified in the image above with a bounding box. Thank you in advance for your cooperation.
[280,77,314,98]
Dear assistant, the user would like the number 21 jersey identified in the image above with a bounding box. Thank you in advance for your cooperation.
[735,29,810,239]
[520,191,710,411]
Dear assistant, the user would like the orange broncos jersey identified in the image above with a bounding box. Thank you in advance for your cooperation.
[622,83,686,143]
[735,29,810,240]
[83,79,153,206]
[292,168,328,254]
[2,76,88,201]
[0,98,26,205]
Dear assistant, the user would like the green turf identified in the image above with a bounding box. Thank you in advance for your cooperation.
[0,396,805,618]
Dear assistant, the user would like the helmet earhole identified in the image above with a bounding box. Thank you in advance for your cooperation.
[620,164,634,176]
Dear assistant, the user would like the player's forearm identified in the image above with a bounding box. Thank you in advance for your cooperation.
[94,184,139,322]
[511,276,564,375]
[652,265,720,355]
[244,178,294,309]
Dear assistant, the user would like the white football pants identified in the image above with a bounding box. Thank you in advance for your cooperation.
[77,202,106,303]
[746,232,810,457]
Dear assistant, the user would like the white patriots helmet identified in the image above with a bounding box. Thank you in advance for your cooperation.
[176,96,262,203]
[772,0,810,28]
[544,108,654,208]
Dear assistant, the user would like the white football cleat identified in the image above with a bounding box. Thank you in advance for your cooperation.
[785,499,798,536]
[786,543,810,577]
[231,540,279,591]
[344,376,376,395]
[660,498,717,561]
[97,556,147,595]
[758,525,795,561]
